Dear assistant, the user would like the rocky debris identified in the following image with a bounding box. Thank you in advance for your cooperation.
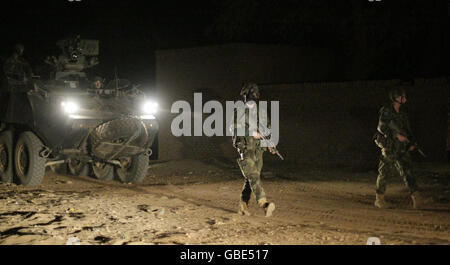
[1,159,449,245]
[152,208,165,218]
[66,237,81,245]
[94,235,111,244]
[55,180,73,185]
[0,183,18,188]
[137,204,149,212]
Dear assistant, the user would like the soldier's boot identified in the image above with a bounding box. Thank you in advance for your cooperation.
[238,201,251,216]
[374,194,390,209]
[257,198,275,217]
[411,192,432,209]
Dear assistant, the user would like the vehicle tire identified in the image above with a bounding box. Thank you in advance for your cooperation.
[91,163,114,181]
[68,159,89,177]
[0,131,14,183]
[116,154,149,183]
[14,131,46,186]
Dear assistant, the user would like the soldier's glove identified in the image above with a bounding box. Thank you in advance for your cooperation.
[268,147,277,155]
[408,143,417,152]
[396,133,409,143]
[252,131,263,139]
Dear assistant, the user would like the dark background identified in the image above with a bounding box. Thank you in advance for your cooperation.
[1,0,449,89]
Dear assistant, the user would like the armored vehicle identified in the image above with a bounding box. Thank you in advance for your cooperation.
[0,36,159,186]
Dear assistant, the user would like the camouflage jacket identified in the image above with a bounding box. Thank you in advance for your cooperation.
[231,102,270,152]
[3,55,32,82]
[375,103,415,153]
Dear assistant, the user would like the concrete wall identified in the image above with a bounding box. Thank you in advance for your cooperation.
[155,44,449,168]
[155,43,332,161]
[260,79,448,168]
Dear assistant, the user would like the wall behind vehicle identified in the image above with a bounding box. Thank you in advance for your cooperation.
[155,44,449,169]
[259,79,448,169]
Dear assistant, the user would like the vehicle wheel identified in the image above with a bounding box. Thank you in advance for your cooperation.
[91,162,114,181]
[14,132,46,186]
[0,131,14,183]
[68,159,89,177]
[116,154,149,183]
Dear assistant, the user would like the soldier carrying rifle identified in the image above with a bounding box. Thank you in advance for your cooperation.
[373,86,430,209]
[231,83,280,217]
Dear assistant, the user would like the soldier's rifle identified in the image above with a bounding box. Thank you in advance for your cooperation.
[257,122,284,160]
[388,121,426,158]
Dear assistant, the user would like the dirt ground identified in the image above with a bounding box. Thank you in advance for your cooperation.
[0,158,449,245]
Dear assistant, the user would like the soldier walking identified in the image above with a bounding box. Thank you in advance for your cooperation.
[374,87,427,209]
[232,83,277,217]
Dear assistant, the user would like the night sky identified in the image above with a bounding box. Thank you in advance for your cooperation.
[1,0,449,88]
[1,0,217,88]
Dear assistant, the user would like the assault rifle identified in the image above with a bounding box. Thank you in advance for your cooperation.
[257,123,284,160]
[388,121,426,158]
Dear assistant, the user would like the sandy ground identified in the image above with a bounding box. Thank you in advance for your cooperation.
[0,159,449,245]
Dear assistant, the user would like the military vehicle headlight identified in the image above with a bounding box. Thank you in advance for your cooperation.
[142,101,158,115]
[61,101,79,114]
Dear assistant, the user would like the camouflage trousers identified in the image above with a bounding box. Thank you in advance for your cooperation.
[376,150,417,195]
[237,147,266,203]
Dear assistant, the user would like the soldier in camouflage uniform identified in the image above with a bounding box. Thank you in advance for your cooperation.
[3,44,33,83]
[374,87,426,209]
[232,83,276,217]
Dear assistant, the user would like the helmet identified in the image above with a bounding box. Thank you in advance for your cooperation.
[14,43,24,54]
[389,87,406,102]
[240,83,260,100]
